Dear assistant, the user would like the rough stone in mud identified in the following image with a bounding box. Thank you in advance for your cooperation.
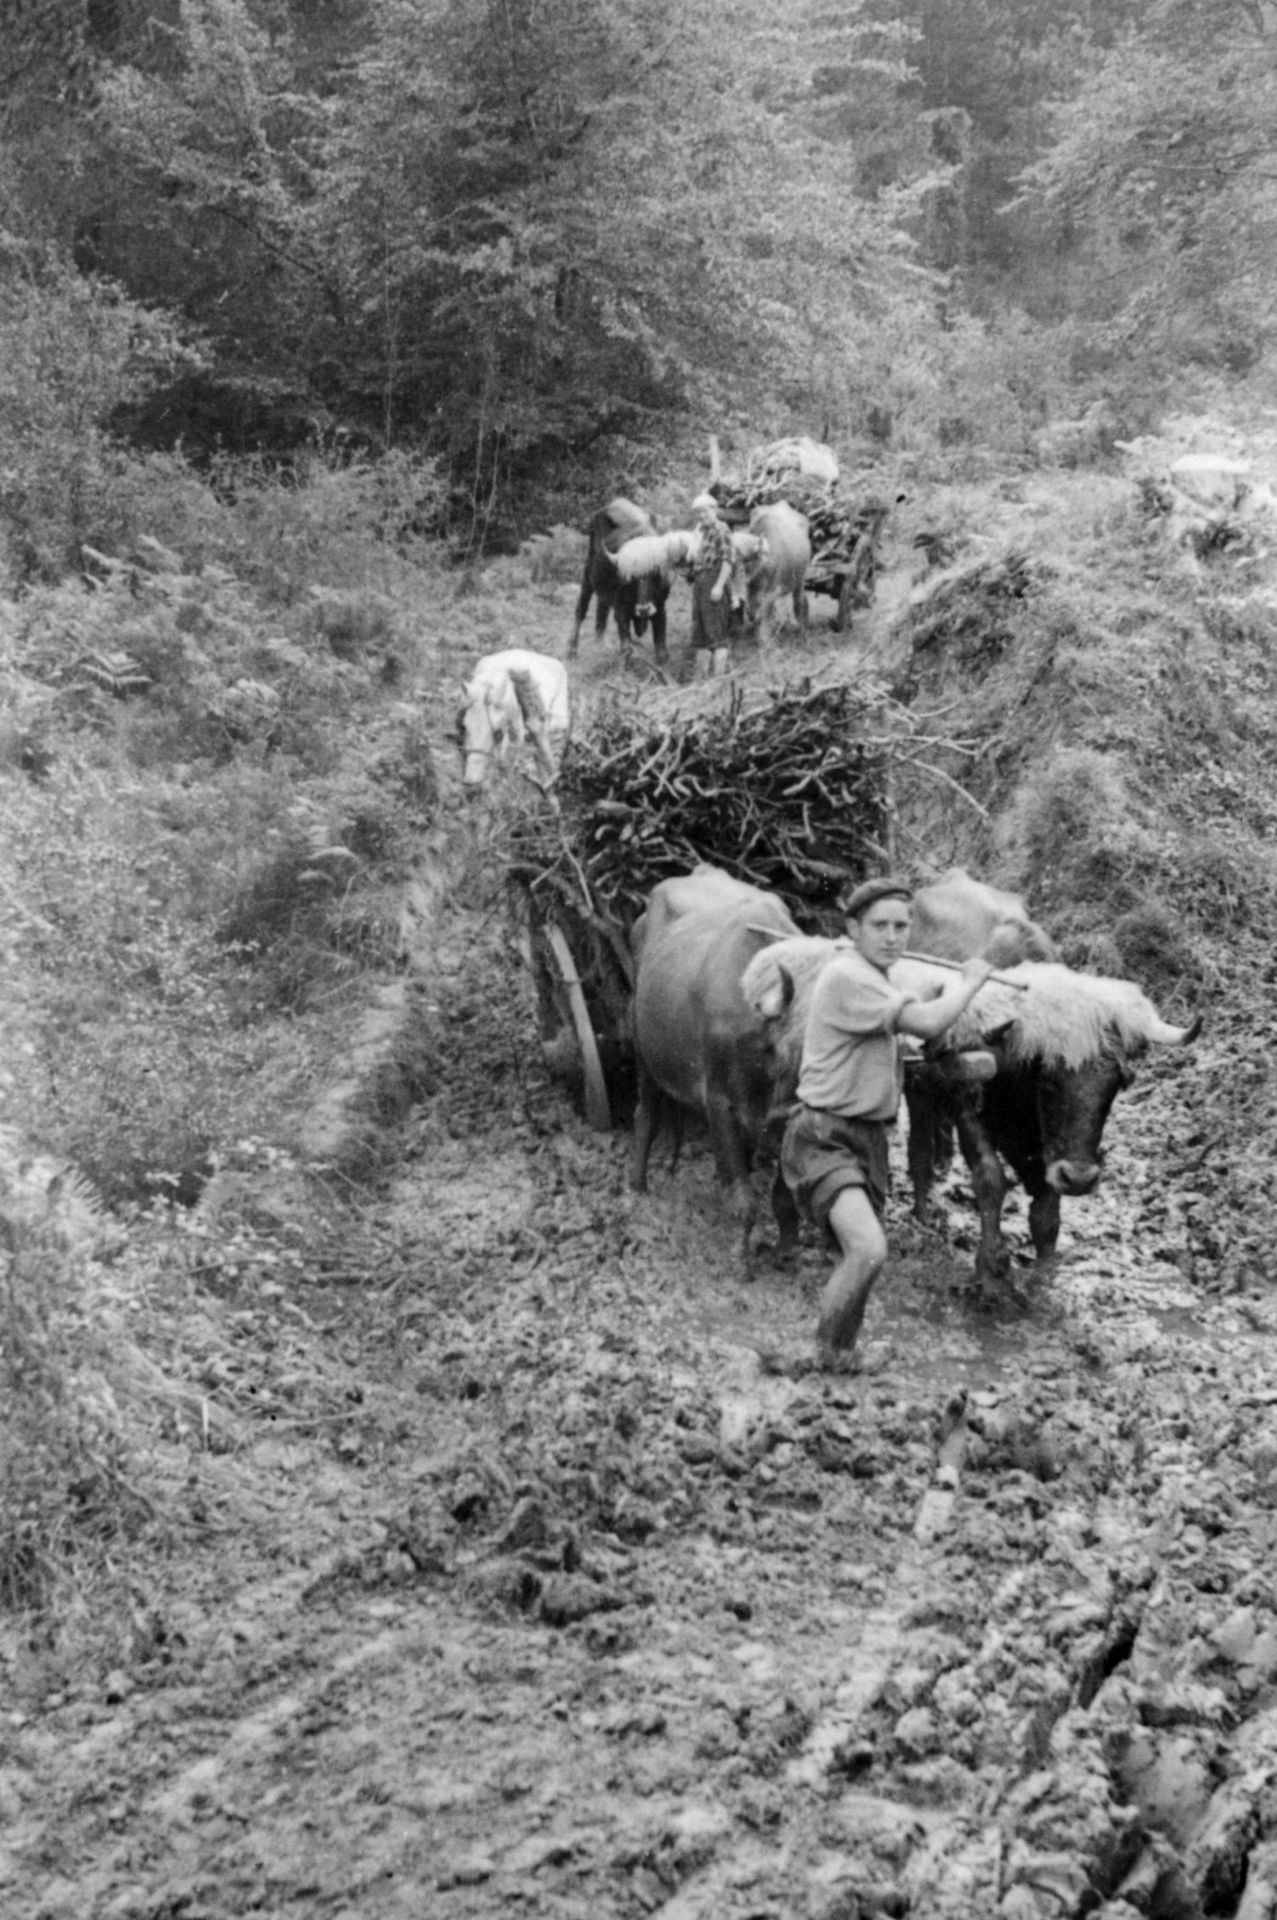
[891,1704,941,1758]
[538,1570,627,1626]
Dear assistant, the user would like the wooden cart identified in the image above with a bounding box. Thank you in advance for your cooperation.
[506,868,634,1133]
[804,498,891,632]
[714,476,892,634]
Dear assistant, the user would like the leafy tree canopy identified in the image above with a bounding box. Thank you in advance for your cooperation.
[1013,0,1277,374]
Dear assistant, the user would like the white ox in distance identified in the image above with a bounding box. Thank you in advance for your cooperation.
[457,648,570,797]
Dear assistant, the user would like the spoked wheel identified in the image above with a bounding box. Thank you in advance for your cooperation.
[508,880,611,1132]
[542,920,611,1132]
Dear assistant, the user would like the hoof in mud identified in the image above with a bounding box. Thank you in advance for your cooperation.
[814,1342,865,1377]
[755,1342,817,1380]
[973,1271,1031,1314]
[814,1339,891,1377]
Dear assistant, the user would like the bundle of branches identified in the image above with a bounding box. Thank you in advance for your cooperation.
[712,469,835,526]
[508,680,895,941]
[711,474,890,578]
[808,497,892,578]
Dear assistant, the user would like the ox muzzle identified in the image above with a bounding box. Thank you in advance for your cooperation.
[1045,1157,1103,1197]
[461,740,501,793]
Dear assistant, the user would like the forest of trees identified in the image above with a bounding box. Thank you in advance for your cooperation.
[2,0,1275,556]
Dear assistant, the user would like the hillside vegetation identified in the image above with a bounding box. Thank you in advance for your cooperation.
[6,2,1277,1908]
[1,393,1274,1597]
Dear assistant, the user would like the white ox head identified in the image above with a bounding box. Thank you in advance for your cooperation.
[948,962,1201,1196]
[457,680,509,793]
[611,530,692,629]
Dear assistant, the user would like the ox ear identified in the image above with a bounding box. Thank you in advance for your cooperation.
[981,1018,1016,1052]
[753,963,795,1022]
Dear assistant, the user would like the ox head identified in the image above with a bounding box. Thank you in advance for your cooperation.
[609,529,677,634]
[457,686,506,796]
[741,941,835,1117]
[979,991,1201,1199]
[751,962,794,1026]
[601,537,657,634]
[1041,1008,1200,1197]
[632,577,659,637]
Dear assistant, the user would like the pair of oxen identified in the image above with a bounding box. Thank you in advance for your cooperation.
[630,865,1201,1294]
[570,496,810,665]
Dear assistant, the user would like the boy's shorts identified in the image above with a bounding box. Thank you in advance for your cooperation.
[780,1105,890,1231]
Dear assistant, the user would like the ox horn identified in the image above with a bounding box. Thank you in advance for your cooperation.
[753,961,794,1022]
[1149,1010,1203,1046]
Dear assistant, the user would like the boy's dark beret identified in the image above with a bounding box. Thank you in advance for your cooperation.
[840,876,913,918]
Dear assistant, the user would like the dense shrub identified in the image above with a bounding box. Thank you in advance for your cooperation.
[0,242,200,582]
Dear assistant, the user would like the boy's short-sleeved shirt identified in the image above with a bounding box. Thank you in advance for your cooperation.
[795,948,916,1120]
[693,516,734,577]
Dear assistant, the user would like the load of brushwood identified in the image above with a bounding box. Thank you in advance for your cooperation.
[509,679,894,945]
[709,437,890,581]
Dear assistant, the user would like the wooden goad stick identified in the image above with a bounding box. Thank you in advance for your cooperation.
[745,925,1030,993]
[902,950,1030,993]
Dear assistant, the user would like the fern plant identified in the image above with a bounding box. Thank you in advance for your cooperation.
[73,647,151,698]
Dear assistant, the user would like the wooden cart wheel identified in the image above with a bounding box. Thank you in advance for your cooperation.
[544,920,612,1133]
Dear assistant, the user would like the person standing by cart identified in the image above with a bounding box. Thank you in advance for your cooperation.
[689,491,735,677]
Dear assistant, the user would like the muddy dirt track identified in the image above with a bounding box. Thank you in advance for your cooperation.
[6,546,1277,1920]
[5,878,1277,1920]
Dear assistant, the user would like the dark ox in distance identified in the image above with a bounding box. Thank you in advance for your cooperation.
[629,867,803,1265]
[570,497,673,664]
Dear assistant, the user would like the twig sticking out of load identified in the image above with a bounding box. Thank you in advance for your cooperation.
[510,680,895,937]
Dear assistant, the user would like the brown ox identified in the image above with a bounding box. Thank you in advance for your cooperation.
[908,867,1056,967]
[630,867,801,1264]
[745,500,811,643]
